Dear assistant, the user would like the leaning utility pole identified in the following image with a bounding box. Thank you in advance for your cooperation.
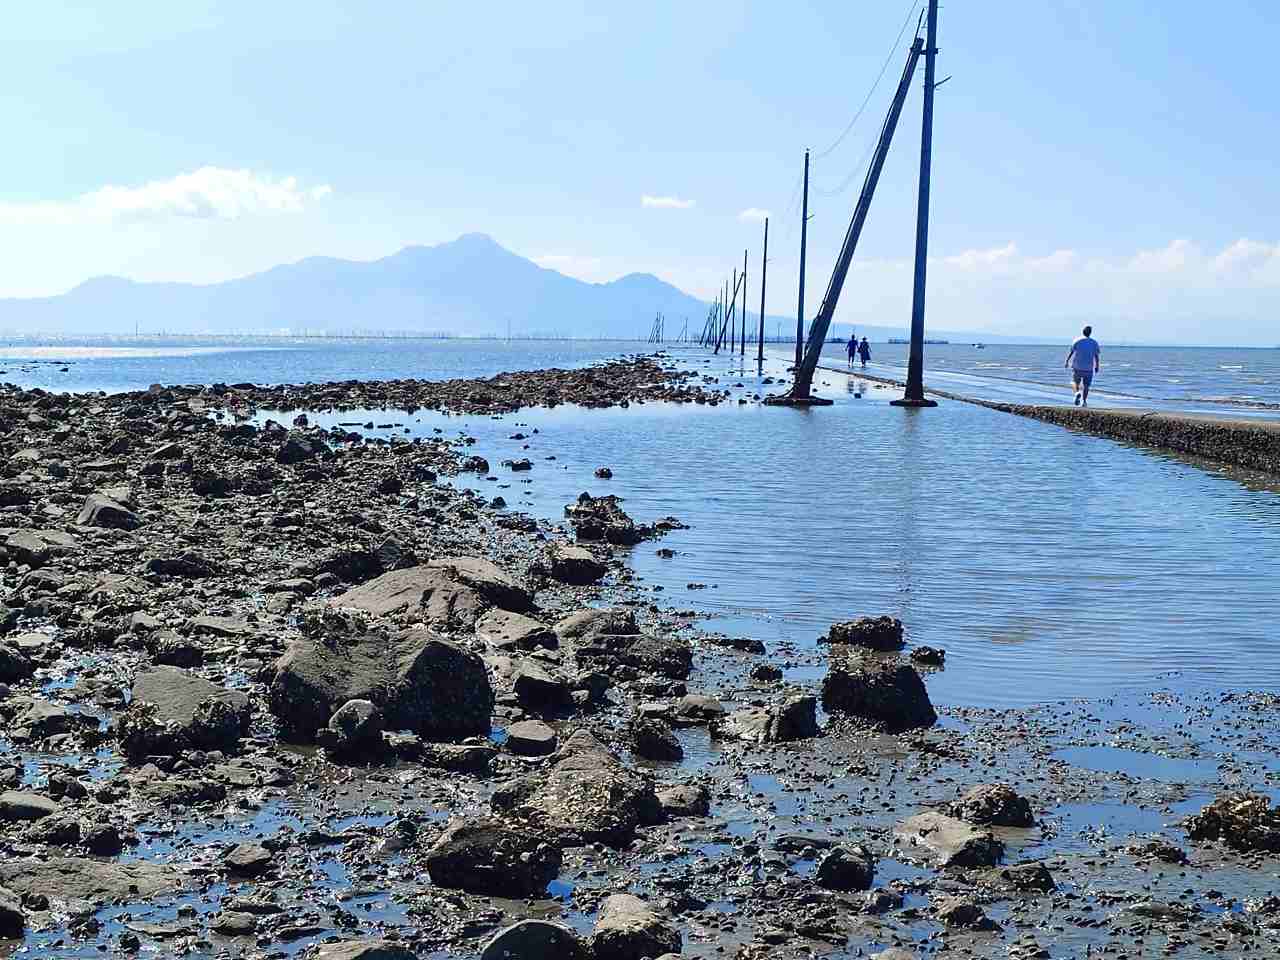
[892,0,941,408]
[795,149,810,370]
[740,248,748,358]
[770,36,924,403]
[756,217,769,366]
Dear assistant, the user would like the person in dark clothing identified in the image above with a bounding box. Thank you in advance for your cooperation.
[846,334,858,366]
[858,337,871,367]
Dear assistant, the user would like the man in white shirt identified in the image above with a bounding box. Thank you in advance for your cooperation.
[1065,325,1101,407]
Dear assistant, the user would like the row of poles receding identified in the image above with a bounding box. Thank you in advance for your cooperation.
[694,215,773,368]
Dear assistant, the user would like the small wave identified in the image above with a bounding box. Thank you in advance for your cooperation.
[1219,364,1245,371]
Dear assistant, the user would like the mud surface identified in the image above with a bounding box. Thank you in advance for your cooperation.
[1,355,1278,958]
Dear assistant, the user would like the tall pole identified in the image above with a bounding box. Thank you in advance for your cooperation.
[740,248,748,358]
[795,149,810,370]
[893,0,940,408]
[756,217,768,365]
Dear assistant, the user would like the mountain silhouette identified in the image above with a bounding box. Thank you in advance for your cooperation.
[0,234,713,339]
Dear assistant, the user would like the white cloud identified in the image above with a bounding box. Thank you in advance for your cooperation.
[738,207,770,222]
[0,167,333,226]
[641,194,694,210]
[1128,237,1194,273]
[1211,238,1278,273]
[941,242,1019,270]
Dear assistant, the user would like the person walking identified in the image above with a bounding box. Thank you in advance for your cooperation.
[1065,325,1101,407]
[846,334,858,367]
[858,337,871,367]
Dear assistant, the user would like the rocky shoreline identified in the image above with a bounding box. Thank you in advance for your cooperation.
[1,355,1279,959]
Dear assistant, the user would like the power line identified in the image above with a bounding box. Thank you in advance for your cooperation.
[812,0,922,161]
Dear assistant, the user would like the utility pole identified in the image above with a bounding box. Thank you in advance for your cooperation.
[756,216,768,366]
[892,0,941,409]
[796,148,810,370]
[740,248,748,358]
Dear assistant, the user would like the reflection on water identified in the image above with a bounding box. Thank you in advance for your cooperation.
[280,355,1280,709]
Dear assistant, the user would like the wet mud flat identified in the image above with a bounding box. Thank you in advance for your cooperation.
[0,357,1279,959]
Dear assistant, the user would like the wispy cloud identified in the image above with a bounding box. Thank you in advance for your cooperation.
[738,207,770,222]
[0,167,333,226]
[641,194,694,210]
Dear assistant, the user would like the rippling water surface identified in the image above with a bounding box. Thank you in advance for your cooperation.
[280,350,1280,708]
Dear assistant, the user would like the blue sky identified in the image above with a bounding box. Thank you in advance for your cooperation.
[2,1,1278,343]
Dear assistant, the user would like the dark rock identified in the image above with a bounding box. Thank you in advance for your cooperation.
[815,844,875,891]
[506,720,558,756]
[277,435,330,464]
[553,608,638,642]
[425,817,562,898]
[477,609,557,651]
[270,628,493,742]
[749,663,783,683]
[980,861,1056,893]
[894,812,1004,868]
[493,732,661,847]
[656,783,710,818]
[714,695,817,743]
[326,699,384,755]
[461,456,490,473]
[0,791,60,822]
[0,885,23,938]
[629,717,683,762]
[821,660,937,731]
[1185,793,1280,852]
[1126,837,1188,865]
[225,842,272,877]
[0,644,35,684]
[825,615,904,650]
[593,467,613,479]
[76,491,141,530]
[545,542,607,585]
[0,856,182,904]
[565,493,647,545]
[946,784,1035,827]
[145,552,216,579]
[147,630,204,668]
[669,694,725,726]
[315,942,417,960]
[481,919,585,960]
[83,824,125,856]
[512,662,573,712]
[503,458,532,471]
[909,645,946,666]
[589,894,681,960]
[935,896,998,930]
[5,529,78,567]
[130,667,250,748]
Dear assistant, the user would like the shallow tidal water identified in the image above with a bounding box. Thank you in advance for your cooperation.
[267,349,1280,709]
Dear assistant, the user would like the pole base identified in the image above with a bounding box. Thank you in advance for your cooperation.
[763,393,834,407]
[889,396,938,408]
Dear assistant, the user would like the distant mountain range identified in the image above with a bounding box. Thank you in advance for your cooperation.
[0,232,1052,343]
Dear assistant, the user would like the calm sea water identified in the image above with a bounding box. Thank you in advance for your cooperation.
[6,337,1280,708]
[819,341,1280,409]
[0,337,637,394]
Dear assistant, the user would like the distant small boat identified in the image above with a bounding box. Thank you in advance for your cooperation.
[973,342,985,349]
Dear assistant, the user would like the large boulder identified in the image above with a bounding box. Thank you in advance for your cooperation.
[820,660,936,731]
[482,920,585,960]
[315,941,417,960]
[269,627,493,741]
[564,494,645,545]
[815,844,876,891]
[476,608,557,651]
[130,666,251,748]
[945,784,1035,827]
[714,695,817,743]
[330,559,532,630]
[825,616,904,650]
[493,732,662,847]
[1185,793,1280,853]
[76,491,140,530]
[589,894,681,960]
[5,529,78,568]
[545,542,607,585]
[425,817,562,898]
[553,608,638,642]
[894,812,1004,868]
